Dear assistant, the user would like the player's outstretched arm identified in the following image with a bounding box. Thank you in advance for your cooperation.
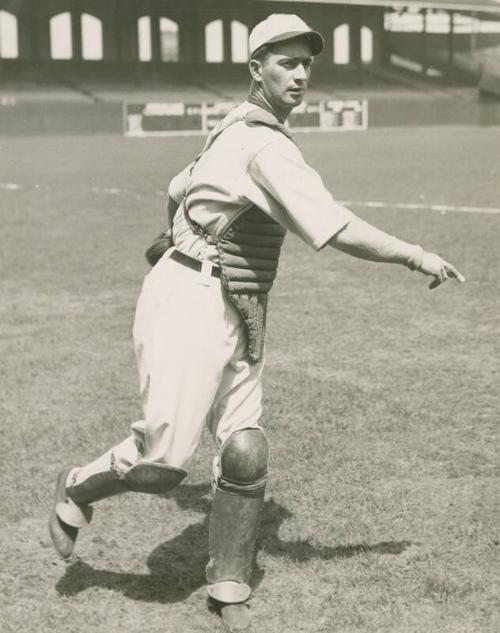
[329,215,465,290]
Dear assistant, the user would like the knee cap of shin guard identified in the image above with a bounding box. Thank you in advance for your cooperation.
[125,463,186,494]
[219,428,268,489]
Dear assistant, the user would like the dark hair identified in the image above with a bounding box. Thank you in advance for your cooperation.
[250,43,273,63]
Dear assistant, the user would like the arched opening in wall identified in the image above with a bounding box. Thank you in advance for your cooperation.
[333,24,349,65]
[137,16,152,61]
[0,10,18,58]
[231,21,248,62]
[361,26,373,63]
[50,12,72,59]
[81,13,103,60]
[205,19,223,62]
[160,17,179,62]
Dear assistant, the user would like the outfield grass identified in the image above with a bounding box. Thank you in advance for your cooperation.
[0,127,499,633]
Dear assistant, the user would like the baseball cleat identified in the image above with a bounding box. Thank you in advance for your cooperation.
[220,602,251,631]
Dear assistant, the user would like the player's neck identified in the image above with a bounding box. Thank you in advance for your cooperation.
[247,84,291,123]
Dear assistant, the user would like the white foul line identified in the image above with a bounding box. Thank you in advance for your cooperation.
[91,186,122,194]
[340,200,500,215]
[1,182,498,216]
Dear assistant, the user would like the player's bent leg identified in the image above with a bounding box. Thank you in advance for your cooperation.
[49,452,186,559]
[206,427,268,630]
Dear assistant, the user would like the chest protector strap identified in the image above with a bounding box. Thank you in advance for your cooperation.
[185,108,292,362]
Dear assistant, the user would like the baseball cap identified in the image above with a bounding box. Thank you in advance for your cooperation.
[249,14,324,57]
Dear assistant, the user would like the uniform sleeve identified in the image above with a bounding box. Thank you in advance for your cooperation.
[247,138,354,250]
[168,163,192,205]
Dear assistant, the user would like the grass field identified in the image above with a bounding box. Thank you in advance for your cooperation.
[1,127,499,633]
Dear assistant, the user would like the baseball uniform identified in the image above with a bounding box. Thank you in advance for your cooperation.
[69,100,353,485]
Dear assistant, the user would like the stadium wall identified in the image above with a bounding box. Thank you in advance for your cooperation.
[0,0,385,71]
[1,0,498,83]
[1,1,500,134]
[388,31,500,74]
[1,96,499,137]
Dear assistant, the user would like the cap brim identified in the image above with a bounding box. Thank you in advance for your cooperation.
[265,30,324,56]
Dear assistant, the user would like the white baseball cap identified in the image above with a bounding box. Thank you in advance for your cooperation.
[249,14,324,57]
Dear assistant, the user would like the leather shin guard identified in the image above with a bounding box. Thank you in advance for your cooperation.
[57,463,186,528]
[206,428,268,604]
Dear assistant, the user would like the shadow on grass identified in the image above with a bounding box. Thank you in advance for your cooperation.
[56,483,414,604]
[260,499,414,562]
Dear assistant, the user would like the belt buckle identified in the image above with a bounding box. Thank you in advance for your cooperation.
[199,260,214,286]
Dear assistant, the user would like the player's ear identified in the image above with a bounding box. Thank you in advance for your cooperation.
[249,59,263,83]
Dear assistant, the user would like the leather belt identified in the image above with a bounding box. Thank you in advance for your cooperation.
[170,249,221,279]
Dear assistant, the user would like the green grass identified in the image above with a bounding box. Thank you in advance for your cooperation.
[0,127,499,632]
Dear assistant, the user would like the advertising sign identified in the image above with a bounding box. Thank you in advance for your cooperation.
[124,100,367,136]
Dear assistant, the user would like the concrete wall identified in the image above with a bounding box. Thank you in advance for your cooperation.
[1,95,499,136]
[0,101,122,135]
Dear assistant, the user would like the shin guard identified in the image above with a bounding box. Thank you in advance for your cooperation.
[206,428,268,604]
[58,463,186,528]
[51,461,186,558]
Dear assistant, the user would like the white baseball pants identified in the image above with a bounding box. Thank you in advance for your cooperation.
[70,249,265,486]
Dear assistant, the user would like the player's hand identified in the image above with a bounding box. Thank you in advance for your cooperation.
[418,251,465,290]
[145,229,173,267]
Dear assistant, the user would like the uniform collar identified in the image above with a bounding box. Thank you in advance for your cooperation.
[246,92,286,124]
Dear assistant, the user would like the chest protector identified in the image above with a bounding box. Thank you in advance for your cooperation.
[184,108,292,362]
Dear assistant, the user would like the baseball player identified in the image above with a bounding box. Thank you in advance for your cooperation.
[49,14,465,631]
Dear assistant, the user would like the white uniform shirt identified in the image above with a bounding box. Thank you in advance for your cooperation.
[169,101,354,261]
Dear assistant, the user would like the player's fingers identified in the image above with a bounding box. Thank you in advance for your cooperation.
[429,275,441,290]
[443,261,465,283]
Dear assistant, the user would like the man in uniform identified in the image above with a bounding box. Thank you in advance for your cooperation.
[49,14,464,631]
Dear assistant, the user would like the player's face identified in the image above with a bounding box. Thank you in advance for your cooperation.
[257,38,313,110]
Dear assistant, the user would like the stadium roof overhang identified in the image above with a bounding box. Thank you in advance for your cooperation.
[256,0,500,14]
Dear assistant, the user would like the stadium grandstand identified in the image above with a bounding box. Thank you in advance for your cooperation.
[0,0,499,133]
